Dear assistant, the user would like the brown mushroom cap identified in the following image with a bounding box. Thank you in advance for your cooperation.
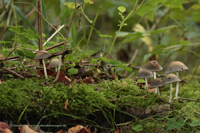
[34,50,51,60]
[150,78,164,88]
[50,50,72,58]
[165,61,189,73]
[163,73,181,84]
[48,58,62,68]
[137,68,153,79]
[142,60,163,72]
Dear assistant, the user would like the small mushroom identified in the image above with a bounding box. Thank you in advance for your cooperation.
[150,78,164,95]
[34,50,52,79]
[142,60,163,93]
[48,58,63,72]
[137,68,153,89]
[163,74,181,103]
[165,61,188,99]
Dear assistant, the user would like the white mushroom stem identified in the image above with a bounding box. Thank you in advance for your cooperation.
[53,55,62,83]
[153,72,157,94]
[157,87,160,95]
[169,83,172,103]
[55,67,58,72]
[42,60,48,79]
[175,71,179,99]
[145,78,148,89]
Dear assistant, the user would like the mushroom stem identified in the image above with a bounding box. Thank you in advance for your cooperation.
[55,67,57,72]
[53,55,62,83]
[157,87,160,95]
[153,72,156,79]
[175,72,179,99]
[145,78,148,89]
[155,87,157,94]
[42,59,48,79]
[169,83,172,103]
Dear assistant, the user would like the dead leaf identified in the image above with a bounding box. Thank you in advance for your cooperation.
[68,125,92,133]
[64,99,68,110]
[0,122,12,133]
[83,76,94,84]
[146,88,155,93]
[56,129,65,133]
[20,125,39,133]
[140,95,148,99]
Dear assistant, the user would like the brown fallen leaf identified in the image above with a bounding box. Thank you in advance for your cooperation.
[0,122,12,133]
[140,95,148,99]
[20,125,39,133]
[68,125,92,133]
[146,88,155,93]
[64,99,68,110]
[83,76,94,84]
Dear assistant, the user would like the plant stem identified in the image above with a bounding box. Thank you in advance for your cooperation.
[0,0,12,23]
[83,7,100,52]
[108,0,145,54]
[169,83,172,103]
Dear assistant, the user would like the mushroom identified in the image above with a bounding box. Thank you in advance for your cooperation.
[163,74,181,103]
[150,78,164,95]
[34,50,52,79]
[165,61,188,99]
[51,50,72,83]
[142,60,163,93]
[137,68,153,89]
[48,58,63,72]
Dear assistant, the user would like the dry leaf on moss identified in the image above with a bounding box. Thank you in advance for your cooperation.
[0,122,12,133]
[20,125,39,133]
[83,76,94,84]
[68,125,92,133]
[64,99,68,110]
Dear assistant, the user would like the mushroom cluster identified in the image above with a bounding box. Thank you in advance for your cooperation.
[136,60,188,103]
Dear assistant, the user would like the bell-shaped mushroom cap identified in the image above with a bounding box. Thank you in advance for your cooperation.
[150,78,164,88]
[163,73,181,84]
[48,58,62,68]
[137,68,153,79]
[50,50,72,58]
[165,61,189,73]
[142,60,163,72]
[34,50,51,60]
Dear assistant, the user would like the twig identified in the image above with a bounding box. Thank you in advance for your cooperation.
[38,0,42,51]
[1,46,17,63]
[45,41,65,51]
[178,97,199,102]
[43,25,65,47]
[0,0,12,23]
[1,67,24,79]
[63,0,78,50]
[151,7,170,30]
[104,80,110,90]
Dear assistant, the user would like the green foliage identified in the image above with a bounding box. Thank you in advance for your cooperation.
[68,67,78,75]
[132,124,143,132]
[167,116,185,130]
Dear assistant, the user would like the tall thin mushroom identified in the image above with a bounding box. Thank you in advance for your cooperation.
[150,78,164,95]
[48,58,63,72]
[34,50,51,79]
[163,74,181,103]
[142,60,163,93]
[165,61,188,99]
[137,68,153,89]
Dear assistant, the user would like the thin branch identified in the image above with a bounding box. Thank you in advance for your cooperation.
[151,7,170,30]
[38,0,43,51]
[0,0,12,23]
[1,46,17,63]
[178,97,199,102]
[63,0,78,50]
[1,67,24,79]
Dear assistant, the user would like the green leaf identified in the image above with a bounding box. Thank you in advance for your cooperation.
[109,59,121,66]
[146,25,178,34]
[118,6,126,13]
[68,68,78,75]
[99,34,112,38]
[64,2,80,9]
[14,6,36,32]
[136,0,166,21]
[84,0,94,4]
[132,124,143,132]
[99,57,111,62]
[167,117,185,130]
[118,65,132,72]
[189,119,200,127]
[16,49,35,59]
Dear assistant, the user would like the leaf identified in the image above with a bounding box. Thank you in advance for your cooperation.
[64,2,80,9]
[118,6,126,13]
[167,117,185,130]
[68,68,78,75]
[68,125,92,133]
[84,0,94,4]
[14,6,36,32]
[64,99,68,110]
[189,119,200,127]
[132,124,143,132]
[20,125,39,133]
[136,0,166,21]
[16,49,35,59]
[0,122,12,133]
[109,59,121,66]
[83,76,94,84]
